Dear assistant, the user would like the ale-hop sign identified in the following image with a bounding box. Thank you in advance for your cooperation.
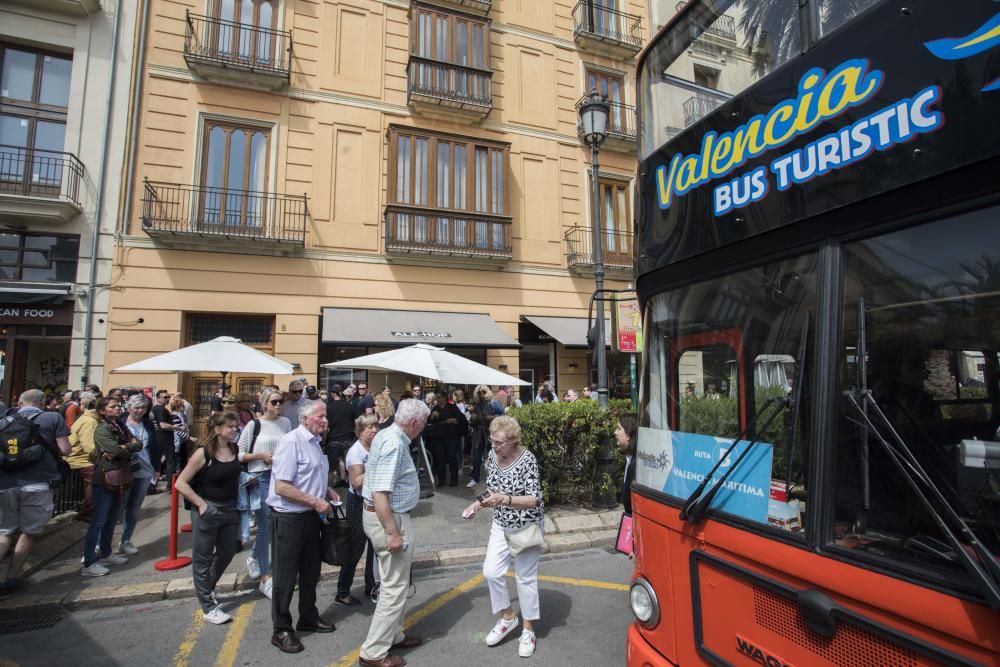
[656,59,945,217]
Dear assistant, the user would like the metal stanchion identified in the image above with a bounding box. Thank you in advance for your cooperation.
[154,474,192,571]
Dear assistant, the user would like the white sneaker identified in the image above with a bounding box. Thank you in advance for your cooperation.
[518,630,536,657]
[203,607,232,625]
[259,578,273,599]
[118,542,139,556]
[99,554,129,566]
[246,555,261,580]
[486,615,519,646]
[81,562,109,577]
[466,479,478,488]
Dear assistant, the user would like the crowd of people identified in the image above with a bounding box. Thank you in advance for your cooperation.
[0,375,635,664]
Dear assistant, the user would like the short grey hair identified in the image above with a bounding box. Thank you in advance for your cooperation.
[395,398,430,424]
[79,391,97,410]
[298,399,324,424]
[126,394,150,410]
[289,379,304,391]
[19,389,44,407]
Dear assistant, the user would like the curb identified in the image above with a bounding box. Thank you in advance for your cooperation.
[0,510,624,615]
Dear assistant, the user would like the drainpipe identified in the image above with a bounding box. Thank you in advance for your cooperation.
[79,0,125,387]
[117,0,150,241]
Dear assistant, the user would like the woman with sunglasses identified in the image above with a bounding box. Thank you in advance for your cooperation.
[236,388,291,599]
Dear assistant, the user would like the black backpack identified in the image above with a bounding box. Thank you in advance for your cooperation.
[0,412,45,471]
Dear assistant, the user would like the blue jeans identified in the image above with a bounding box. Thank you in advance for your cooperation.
[250,470,272,576]
[119,477,151,544]
[84,483,124,566]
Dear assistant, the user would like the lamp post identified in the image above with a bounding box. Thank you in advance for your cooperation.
[578,88,611,409]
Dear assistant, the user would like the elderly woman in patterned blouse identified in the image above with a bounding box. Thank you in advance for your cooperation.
[462,415,544,659]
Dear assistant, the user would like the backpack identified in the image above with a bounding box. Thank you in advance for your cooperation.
[0,412,45,471]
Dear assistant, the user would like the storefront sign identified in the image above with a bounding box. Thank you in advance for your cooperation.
[613,299,643,353]
[390,331,451,338]
[0,302,73,326]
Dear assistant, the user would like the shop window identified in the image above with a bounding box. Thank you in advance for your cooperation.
[199,120,271,228]
[1,44,72,189]
[0,233,79,282]
[188,314,273,345]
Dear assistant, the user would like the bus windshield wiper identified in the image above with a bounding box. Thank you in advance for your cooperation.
[680,396,788,523]
[844,390,1000,609]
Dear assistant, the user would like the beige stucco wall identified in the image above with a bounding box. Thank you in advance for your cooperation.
[106,0,647,397]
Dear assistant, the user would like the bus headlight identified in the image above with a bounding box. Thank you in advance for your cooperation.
[629,577,660,628]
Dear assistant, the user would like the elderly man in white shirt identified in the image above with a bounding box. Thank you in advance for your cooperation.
[267,401,341,654]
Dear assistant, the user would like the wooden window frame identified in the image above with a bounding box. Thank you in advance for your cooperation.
[198,119,272,228]
[209,0,279,63]
[388,126,509,216]
[589,175,632,258]
[410,3,491,72]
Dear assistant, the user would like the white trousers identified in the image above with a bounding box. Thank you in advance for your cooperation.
[482,521,541,621]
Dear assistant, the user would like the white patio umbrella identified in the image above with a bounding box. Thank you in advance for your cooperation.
[323,343,528,386]
[112,336,294,376]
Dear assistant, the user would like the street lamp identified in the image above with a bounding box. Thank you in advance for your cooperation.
[579,88,610,409]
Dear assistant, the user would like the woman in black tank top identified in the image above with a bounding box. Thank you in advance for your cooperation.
[175,412,241,624]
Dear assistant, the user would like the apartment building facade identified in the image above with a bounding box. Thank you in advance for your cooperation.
[106,0,648,421]
[0,0,137,404]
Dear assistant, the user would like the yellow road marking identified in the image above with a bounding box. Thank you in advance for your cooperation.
[215,600,256,667]
[532,573,629,592]
[329,573,484,667]
[173,608,204,667]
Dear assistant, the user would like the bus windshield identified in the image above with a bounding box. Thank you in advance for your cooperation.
[639,0,883,161]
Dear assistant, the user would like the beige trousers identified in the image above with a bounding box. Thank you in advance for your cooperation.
[360,510,414,661]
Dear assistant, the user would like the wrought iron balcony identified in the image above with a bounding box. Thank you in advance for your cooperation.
[407,56,493,120]
[385,204,512,263]
[565,225,634,274]
[141,180,306,252]
[705,14,736,41]
[572,2,643,55]
[183,11,291,89]
[0,145,85,224]
[683,94,724,126]
[575,98,636,149]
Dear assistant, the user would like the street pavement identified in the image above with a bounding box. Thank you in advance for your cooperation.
[0,547,634,667]
[0,474,624,614]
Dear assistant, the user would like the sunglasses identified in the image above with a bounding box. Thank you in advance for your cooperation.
[269,399,284,406]
[289,389,303,394]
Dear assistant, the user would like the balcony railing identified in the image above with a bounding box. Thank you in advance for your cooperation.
[565,225,634,272]
[0,145,84,207]
[407,56,493,113]
[676,2,736,41]
[683,94,724,126]
[575,98,636,143]
[572,2,643,50]
[385,204,512,260]
[184,11,291,80]
[141,180,307,247]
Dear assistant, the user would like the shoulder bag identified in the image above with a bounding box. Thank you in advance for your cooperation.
[505,521,544,556]
[320,504,353,566]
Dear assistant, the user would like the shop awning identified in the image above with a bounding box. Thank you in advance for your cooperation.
[321,308,520,349]
[521,315,611,348]
[0,282,73,304]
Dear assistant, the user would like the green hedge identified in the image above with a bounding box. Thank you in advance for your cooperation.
[508,398,633,505]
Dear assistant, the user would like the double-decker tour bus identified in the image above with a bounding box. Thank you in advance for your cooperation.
[628,1,1000,665]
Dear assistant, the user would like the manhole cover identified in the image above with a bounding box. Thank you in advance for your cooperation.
[0,614,62,635]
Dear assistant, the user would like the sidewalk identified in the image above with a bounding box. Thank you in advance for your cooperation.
[0,482,625,616]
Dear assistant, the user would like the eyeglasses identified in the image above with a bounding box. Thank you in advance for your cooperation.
[269,399,284,406]
[489,437,510,446]
[289,389,303,394]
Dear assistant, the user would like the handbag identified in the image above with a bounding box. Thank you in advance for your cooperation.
[320,505,353,566]
[505,521,544,556]
[103,463,134,491]
[615,513,633,556]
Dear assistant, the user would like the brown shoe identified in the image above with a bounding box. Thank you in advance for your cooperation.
[391,635,424,649]
[272,631,304,654]
[358,655,406,667]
